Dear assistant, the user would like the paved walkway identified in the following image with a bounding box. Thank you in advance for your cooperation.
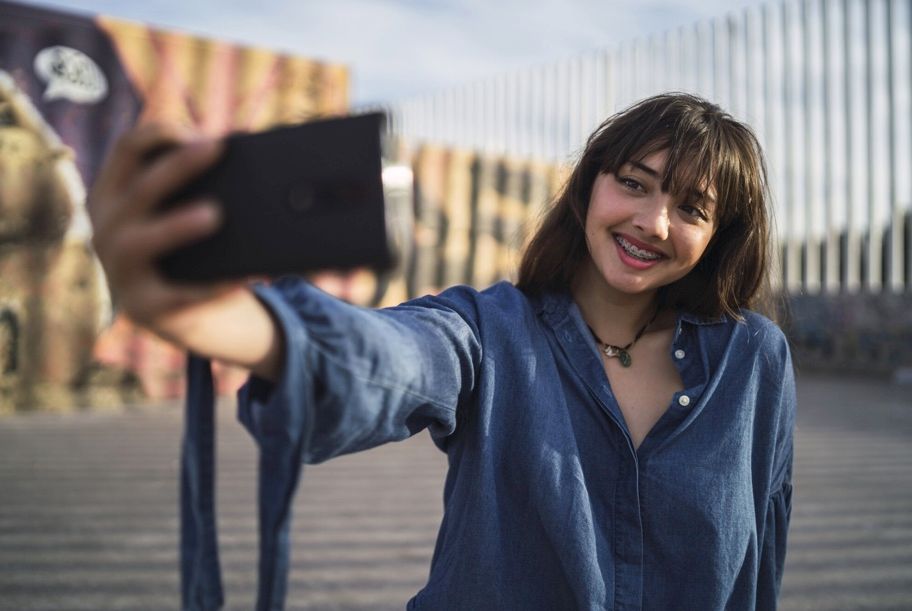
[0,373,910,610]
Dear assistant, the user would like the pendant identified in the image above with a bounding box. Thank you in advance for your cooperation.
[618,350,632,367]
[601,345,633,367]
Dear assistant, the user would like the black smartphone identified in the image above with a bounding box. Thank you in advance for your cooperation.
[157,112,393,282]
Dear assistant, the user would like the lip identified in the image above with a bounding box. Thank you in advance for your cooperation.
[612,233,667,270]
[614,233,667,257]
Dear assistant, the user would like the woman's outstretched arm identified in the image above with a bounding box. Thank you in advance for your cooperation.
[88,124,284,381]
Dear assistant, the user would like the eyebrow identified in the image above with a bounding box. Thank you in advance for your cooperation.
[628,160,660,177]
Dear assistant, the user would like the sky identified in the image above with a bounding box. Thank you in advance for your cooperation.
[18,0,769,106]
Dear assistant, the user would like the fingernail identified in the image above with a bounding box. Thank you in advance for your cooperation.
[196,202,222,224]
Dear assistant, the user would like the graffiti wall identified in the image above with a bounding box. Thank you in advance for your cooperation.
[405,145,563,298]
[0,0,348,411]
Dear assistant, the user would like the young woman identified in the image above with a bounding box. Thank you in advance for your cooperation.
[89,93,795,610]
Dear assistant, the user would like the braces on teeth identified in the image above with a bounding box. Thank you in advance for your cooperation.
[616,236,662,261]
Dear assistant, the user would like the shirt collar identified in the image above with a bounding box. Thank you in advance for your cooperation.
[678,311,728,326]
[537,289,728,327]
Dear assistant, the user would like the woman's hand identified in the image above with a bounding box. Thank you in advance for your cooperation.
[89,123,226,333]
[89,124,284,380]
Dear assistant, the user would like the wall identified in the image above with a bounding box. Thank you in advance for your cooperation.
[0,0,348,411]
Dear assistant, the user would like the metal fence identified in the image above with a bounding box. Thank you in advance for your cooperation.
[388,0,912,295]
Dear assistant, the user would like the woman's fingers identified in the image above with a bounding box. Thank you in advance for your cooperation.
[89,124,187,227]
[89,124,221,234]
[126,138,223,218]
[86,123,258,349]
[107,200,223,273]
[98,123,195,193]
[90,122,224,277]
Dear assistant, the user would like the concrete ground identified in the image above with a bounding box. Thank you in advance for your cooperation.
[0,372,909,610]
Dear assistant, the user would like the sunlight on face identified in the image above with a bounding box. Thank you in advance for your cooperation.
[582,149,717,298]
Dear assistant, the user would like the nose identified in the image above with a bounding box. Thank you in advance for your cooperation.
[632,194,671,241]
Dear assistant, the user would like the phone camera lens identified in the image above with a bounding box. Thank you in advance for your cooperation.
[287,183,314,214]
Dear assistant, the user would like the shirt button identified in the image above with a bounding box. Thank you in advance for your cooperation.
[678,395,691,407]
[674,349,686,360]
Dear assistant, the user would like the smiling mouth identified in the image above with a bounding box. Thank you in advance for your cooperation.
[614,234,665,262]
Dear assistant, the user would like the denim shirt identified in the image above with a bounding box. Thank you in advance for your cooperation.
[180,279,795,611]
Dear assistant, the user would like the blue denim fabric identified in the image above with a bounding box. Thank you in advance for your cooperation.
[181,279,795,610]
[181,355,223,610]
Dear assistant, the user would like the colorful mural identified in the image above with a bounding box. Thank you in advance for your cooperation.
[0,0,348,411]
[406,145,563,298]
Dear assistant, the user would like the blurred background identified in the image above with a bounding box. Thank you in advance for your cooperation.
[0,0,909,609]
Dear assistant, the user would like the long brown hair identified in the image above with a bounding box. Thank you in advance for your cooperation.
[516,92,774,320]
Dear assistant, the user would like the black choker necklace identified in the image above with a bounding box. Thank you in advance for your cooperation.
[587,308,659,368]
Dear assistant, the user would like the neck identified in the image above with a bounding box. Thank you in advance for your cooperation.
[571,263,659,346]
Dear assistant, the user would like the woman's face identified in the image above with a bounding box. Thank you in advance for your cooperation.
[583,149,717,297]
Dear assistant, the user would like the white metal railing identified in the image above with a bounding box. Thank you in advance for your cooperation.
[388,0,912,295]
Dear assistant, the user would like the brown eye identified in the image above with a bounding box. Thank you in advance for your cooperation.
[618,177,644,192]
[680,204,708,221]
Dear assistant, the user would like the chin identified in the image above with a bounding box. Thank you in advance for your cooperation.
[598,272,659,295]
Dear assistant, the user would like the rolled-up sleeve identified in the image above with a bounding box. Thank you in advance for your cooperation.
[237,278,483,464]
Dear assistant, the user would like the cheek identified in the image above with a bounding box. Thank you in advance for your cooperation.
[584,204,603,239]
[586,201,622,235]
